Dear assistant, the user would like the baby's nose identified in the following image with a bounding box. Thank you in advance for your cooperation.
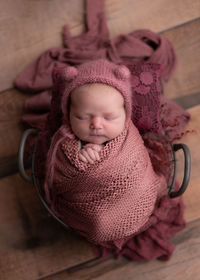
[90,117,103,129]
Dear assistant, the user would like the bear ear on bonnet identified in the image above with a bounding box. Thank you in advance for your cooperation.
[113,65,131,81]
[62,66,78,82]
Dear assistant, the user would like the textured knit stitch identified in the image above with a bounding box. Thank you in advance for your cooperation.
[47,121,167,244]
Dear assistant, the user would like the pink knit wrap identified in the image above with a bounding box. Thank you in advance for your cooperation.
[46,121,167,244]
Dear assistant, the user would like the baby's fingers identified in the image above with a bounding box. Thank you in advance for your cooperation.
[90,144,104,152]
[79,149,94,164]
[86,148,99,162]
[78,152,88,163]
[93,150,100,161]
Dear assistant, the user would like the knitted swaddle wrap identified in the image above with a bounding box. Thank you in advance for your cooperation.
[50,122,167,244]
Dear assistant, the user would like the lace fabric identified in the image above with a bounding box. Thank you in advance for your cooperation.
[125,62,162,133]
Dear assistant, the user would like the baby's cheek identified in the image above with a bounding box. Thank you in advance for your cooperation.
[109,121,125,137]
[77,123,90,137]
[73,120,86,129]
[80,122,90,131]
[71,121,87,138]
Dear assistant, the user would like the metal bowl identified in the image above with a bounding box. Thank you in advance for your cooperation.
[18,128,191,228]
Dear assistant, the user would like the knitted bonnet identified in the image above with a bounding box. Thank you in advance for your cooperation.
[60,59,132,127]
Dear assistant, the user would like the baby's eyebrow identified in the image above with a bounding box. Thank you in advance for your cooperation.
[104,112,117,116]
[103,112,119,118]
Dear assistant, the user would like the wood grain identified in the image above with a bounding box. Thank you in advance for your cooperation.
[0,89,28,158]
[163,18,200,99]
[177,105,200,223]
[0,0,84,92]
[106,0,200,37]
[0,173,93,280]
[174,92,200,109]
[36,218,200,280]
[0,155,20,178]
[0,0,200,92]
[91,219,200,280]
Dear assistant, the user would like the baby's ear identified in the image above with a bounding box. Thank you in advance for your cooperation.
[113,65,130,80]
[62,66,78,81]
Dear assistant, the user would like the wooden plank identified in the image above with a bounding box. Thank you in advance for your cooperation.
[0,0,84,92]
[0,89,28,159]
[105,0,200,37]
[0,155,20,179]
[1,0,200,92]
[176,105,200,223]
[106,0,200,37]
[0,173,93,280]
[174,92,200,109]
[163,18,200,99]
[91,218,200,280]
[40,256,128,280]
[36,218,200,280]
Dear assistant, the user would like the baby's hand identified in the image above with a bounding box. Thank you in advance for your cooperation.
[79,143,103,164]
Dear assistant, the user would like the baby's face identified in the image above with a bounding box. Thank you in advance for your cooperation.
[69,83,126,144]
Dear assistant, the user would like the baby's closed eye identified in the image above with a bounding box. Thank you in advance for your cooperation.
[104,113,119,120]
[75,115,90,120]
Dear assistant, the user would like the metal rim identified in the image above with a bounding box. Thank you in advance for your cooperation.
[18,128,38,183]
[168,143,191,198]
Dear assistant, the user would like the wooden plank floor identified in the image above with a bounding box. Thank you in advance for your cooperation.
[0,0,200,279]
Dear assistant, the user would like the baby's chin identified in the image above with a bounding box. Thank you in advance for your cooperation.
[82,135,109,145]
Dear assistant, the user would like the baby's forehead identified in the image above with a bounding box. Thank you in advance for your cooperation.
[72,82,116,93]
[70,83,124,102]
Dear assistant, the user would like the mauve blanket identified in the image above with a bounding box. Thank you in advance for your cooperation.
[15,0,189,261]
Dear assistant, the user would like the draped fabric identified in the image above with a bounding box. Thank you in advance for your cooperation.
[15,0,181,130]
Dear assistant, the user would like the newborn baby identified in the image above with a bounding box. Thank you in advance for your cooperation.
[69,83,126,164]
[44,59,167,245]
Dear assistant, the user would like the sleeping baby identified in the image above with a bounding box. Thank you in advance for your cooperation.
[70,82,126,164]
[44,59,167,247]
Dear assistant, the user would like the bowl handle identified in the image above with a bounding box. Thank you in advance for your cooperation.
[168,143,191,198]
[18,128,38,183]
